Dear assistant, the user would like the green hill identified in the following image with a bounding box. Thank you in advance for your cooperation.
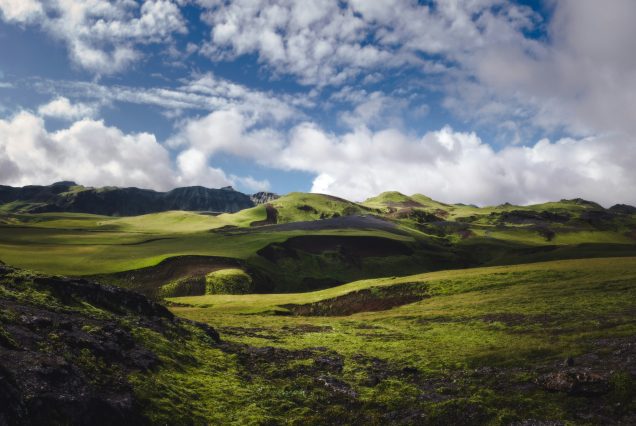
[0,190,635,297]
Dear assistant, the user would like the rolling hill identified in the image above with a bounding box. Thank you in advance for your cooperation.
[0,188,635,297]
[2,258,634,424]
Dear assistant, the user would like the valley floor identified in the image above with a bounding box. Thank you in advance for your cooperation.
[161,257,636,424]
[1,256,635,425]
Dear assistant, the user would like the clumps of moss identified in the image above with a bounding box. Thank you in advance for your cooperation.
[158,276,205,298]
[205,269,253,295]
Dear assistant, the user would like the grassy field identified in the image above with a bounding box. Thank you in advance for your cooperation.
[0,192,635,296]
[153,257,636,423]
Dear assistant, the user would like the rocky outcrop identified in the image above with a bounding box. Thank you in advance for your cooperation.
[0,264,219,425]
[0,182,254,216]
[250,191,279,205]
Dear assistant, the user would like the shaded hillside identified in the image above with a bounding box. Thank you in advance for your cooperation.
[0,262,221,425]
[0,182,255,216]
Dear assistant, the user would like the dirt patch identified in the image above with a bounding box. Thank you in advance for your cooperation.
[250,204,278,227]
[285,235,413,257]
[94,255,247,298]
[257,234,413,266]
[481,313,562,327]
[282,282,428,316]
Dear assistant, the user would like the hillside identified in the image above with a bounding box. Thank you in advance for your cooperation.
[2,258,633,424]
[0,182,264,216]
[0,189,635,296]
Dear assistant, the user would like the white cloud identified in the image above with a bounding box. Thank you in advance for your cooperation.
[232,175,271,192]
[171,106,636,206]
[35,73,303,122]
[0,0,42,22]
[0,0,187,74]
[275,125,636,207]
[38,96,98,120]
[0,111,235,190]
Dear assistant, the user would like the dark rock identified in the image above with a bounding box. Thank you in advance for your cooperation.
[0,267,220,425]
[316,375,358,399]
[609,204,636,215]
[0,182,255,215]
[536,369,611,395]
[250,191,279,205]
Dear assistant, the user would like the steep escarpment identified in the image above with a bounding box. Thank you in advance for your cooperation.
[0,182,255,216]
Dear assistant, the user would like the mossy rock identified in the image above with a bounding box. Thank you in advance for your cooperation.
[158,276,205,298]
[205,269,253,295]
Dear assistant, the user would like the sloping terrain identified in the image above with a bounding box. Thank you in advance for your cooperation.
[167,257,636,424]
[0,190,635,296]
[0,262,220,424]
[0,182,255,215]
[3,258,635,424]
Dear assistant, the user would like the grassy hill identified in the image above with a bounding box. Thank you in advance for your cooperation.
[2,257,634,424]
[0,191,635,297]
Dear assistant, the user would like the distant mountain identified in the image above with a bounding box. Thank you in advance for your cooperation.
[0,182,256,216]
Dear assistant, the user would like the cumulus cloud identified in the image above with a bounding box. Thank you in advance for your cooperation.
[0,0,187,74]
[276,125,636,207]
[0,0,42,22]
[197,0,534,86]
[0,111,235,190]
[38,96,98,120]
[171,106,636,206]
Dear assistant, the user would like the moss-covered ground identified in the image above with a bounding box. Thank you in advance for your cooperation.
[156,257,636,424]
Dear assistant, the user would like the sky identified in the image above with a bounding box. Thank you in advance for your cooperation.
[0,0,635,206]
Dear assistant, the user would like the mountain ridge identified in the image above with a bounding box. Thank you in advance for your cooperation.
[0,182,280,216]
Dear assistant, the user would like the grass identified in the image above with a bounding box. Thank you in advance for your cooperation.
[0,191,634,294]
[160,257,636,423]
[3,250,635,423]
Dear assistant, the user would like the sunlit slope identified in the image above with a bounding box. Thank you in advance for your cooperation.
[169,256,636,315]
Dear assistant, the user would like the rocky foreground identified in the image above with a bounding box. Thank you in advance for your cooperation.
[0,262,218,425]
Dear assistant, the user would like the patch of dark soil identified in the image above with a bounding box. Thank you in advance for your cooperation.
[0,264,220,425]
[250,203,278,226]
[492,210,571,226]
[536,370,611,395]
[282,282,428,316]
[297,204,318,213]
[223,342,345,380]
[392,208,442,223]
[281,324,333,334]
[210,224,240,233]
[417,220,471,238]
[481,313,562,327]
[94,255,274,298]
[285,235,413,257]
[316,375,357,399]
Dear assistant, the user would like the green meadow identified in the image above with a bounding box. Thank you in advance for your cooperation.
[1,191,635,424]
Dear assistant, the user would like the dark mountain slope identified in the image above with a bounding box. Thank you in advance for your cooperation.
[0,182,255,216]
[0,262,220,425]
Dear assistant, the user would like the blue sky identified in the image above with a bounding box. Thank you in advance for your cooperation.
[1,0,635,206]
